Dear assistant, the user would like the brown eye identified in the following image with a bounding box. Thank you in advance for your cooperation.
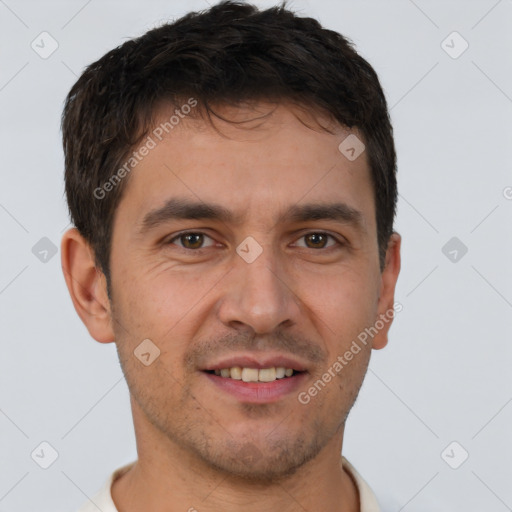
[304,233,329,249]
[181,233,204,249]
[168,232,215,250]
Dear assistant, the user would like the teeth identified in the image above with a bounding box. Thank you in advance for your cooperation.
[258,368,276,382]
[230,366,242,380]
[213,366,296,382]
[242,368,259,382]
[276,367,286,379]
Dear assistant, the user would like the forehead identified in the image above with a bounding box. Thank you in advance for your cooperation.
[114,102,375,231]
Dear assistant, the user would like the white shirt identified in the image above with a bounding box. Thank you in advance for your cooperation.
[76,457,381,512]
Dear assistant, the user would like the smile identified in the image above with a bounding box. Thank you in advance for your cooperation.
[206,366,297,382]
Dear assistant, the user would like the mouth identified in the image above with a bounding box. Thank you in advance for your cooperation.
[205,366,300,382]
[201,355,309,403]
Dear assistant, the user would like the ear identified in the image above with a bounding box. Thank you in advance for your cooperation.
[372,232,401,350]
[61,227,115,343]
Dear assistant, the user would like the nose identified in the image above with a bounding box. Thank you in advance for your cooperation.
[217,244,301,335]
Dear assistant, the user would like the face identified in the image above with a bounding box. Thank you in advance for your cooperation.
[103,102,399,481]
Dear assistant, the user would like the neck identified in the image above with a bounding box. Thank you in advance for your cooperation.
[112,403,359,512]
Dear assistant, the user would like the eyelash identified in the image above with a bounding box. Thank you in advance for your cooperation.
[166,231,345,253]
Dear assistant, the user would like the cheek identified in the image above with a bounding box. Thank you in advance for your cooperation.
[300,266,380,342]
[113,265,225,355]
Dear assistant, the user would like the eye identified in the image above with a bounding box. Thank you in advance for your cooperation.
[166,231,343,252]
[167,232,216,250]
[293,232,340,250]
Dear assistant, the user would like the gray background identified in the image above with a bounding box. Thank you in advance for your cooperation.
[1,0,511,510]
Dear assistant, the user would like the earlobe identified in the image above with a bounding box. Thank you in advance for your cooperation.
[60,228,115,343]
[372,232,402,350]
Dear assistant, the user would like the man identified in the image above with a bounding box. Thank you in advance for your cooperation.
[61,1,401,511]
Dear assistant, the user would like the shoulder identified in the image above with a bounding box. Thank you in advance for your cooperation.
[342,456,382,512]
[75,461,136,512]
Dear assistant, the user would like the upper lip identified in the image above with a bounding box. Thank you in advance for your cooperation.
[202,353,309,372]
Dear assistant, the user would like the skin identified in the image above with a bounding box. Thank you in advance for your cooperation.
[61,101,401,512]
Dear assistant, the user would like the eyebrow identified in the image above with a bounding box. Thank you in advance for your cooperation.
[138,197,365,234]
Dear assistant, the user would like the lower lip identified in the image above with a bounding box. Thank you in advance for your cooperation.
[202,372,308,403]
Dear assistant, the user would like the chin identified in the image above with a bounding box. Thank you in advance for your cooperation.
[192,434,322,484]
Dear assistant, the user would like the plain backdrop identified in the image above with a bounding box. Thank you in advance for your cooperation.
[1,1,511,511]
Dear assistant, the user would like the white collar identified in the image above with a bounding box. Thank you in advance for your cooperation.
[78,456,381,511]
